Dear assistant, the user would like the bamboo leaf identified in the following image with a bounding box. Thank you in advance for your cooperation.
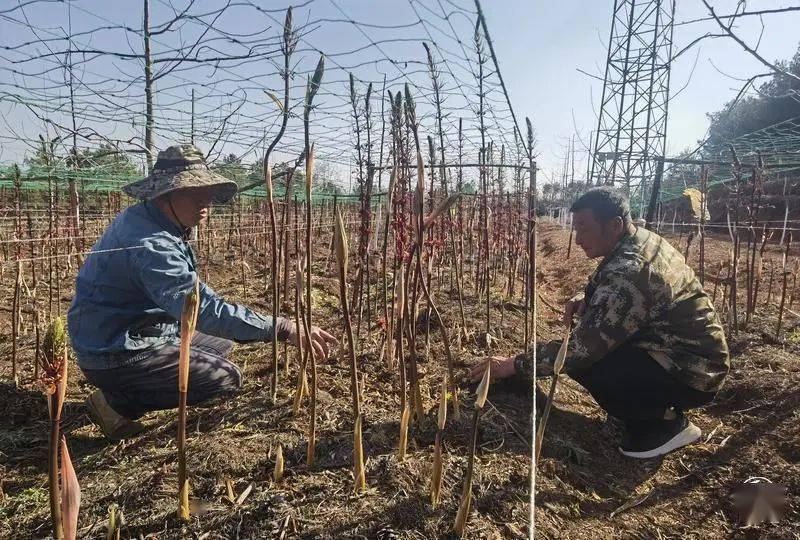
[384,167,396,218]
[475,363,490,409]
[305,55,325,109]
[552,328,571,376]
[437,378,447,430]
[333,208,349,280]
[55,343,68,421]
[283,7,293,49]
[430,432,443,506]
[348,72,356,107]
[453,484,472,537]
[424,193,461,231]
[225,479,235,504]
[398,405,410,460]
[415,151,425,216]
[263,91,284,113]
[60,437,80,540]
[234,483,253,506]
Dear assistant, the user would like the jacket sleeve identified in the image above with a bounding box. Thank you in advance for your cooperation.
[513,267,653,382]
[132,236,290,343]
[563,266,652,374]
[512,340,561,383]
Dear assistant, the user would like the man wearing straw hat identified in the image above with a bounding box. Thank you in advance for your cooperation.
[472,187,729,459]
[68,144,337,441]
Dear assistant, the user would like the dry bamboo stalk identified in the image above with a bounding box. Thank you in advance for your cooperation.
[453,364,490,537]
[265,157,280,403]
[177,280,200,521]
[333,209,366,492]
[303,56,324,467]
[789,259,800,308]
[12,260,22,386]
[765,262,776,307]
[535,328,571,461]
[305,144,317,468]
[395,269,409,461]
[430,378,447,506]
[748,227,770,321]
[292,259,308,416]
[776,233,792,338]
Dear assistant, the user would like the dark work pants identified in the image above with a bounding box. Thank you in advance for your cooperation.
[82,333,242,419]
[569,343,716,423]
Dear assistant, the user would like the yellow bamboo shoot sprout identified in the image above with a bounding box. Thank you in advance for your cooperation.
[273,443,284,482]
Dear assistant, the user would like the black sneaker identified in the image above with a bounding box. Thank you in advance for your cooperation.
[619,415,701,459]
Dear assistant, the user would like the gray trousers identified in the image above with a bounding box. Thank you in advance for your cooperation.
[82,333,242,419]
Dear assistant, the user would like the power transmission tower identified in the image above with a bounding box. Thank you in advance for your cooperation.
[589,0,676,210]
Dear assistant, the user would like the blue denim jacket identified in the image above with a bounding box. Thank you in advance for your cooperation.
[68,201,279,369]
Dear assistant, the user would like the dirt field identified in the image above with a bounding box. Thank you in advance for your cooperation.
[1,219,798,539]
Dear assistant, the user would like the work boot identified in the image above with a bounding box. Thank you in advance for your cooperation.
[619,413,701,459]
[86,390,146,441]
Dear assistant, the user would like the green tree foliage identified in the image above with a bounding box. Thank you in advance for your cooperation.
[706,42,800,146]
[23,143,140,179]
[213,153,248,184]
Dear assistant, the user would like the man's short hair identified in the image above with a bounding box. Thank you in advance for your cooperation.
[570,187,631,226]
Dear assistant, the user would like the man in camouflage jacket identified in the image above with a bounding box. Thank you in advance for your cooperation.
[472,187,729,458]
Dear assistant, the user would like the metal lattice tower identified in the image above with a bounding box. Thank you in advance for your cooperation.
[589,0,676,207]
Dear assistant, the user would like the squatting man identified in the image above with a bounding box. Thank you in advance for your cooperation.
[68,144,338,440]
[471,187,730,459]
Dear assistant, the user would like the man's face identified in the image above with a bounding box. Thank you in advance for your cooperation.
[169,187,216,227]
[572,208,625,259]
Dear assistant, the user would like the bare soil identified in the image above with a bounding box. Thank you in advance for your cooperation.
[0,220,798,539]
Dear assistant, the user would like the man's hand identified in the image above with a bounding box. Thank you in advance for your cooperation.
[470,355,516,383]
[287,323,339,360]
[563,294,586,327]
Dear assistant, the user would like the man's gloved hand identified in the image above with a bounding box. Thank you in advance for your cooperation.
[285,322,338,360]
[535,356,555,378]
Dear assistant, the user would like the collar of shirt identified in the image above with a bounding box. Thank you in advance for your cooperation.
[143,200,191,240]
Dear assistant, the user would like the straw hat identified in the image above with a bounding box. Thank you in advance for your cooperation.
[123,144,237,203]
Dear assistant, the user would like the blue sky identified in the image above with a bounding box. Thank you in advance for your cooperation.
[1,1,799,186]
[491,0,800,182]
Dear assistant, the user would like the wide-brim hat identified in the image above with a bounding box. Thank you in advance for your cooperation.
[123,144,237,204]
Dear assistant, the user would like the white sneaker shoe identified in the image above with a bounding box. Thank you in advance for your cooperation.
[619,416,701,459]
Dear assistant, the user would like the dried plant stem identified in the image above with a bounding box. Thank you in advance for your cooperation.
[535,329,571,461]
[12,260,21,386]
[177,280,200,522]
[43,318,68,540]
[430,378,447,506]
[453,366,490,537]
[776,233,792,338]
[334,210,366,492]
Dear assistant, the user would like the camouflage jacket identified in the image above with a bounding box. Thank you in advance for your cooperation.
[515,227,730,393]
